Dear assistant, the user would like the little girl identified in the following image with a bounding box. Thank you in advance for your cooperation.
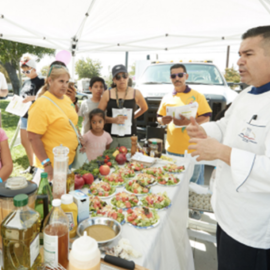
[81,108,113,161]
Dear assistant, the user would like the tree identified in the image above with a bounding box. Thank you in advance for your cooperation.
[75,58,102,80]
[41,65,50,77]
[0,65,11,83]
[0,40,55,95]
[224,65,240,88]
[104,66,113,89]
[129,62,136,77]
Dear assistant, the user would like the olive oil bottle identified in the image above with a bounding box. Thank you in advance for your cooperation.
[1,194,42,270]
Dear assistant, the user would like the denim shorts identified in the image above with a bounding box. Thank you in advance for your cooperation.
[20,117,28,130]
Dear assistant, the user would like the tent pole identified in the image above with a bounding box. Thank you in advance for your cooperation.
[226,45,230,68]
[125,52,129,68]
[71,52,75,81]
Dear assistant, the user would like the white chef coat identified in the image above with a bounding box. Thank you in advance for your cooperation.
[202,86,270,249]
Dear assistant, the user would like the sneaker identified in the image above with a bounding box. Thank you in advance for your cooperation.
[20,166,36,174]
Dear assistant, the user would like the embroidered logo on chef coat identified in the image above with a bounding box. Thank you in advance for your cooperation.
[238,127,257,144]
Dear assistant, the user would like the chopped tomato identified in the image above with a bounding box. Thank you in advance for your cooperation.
[125,202,131,208]
[146,213,153,218]
[127,208,133,214]
[142,188,148,193]
[118,209,123,213]
[133,189,138,194]
[111,213,117,220]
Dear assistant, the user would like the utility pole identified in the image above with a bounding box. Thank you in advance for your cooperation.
[226,46,230,68]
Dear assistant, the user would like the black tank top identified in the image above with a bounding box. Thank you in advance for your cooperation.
[105,89,137,137]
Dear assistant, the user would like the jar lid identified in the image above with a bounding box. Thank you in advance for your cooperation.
[0,177,37,198]
[53,144,69,157]
[61,194,73,205]
[52,199,61,207]
[14,194,28,207]
[71,231,99,261]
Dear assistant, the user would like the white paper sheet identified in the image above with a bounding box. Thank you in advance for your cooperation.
[166,102,198,128]
[5,95,32,117]
[111,108,133,136]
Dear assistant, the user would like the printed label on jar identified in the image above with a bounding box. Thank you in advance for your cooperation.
[30,234,40,267]
[44,232,58,265]
[65,212,75,231]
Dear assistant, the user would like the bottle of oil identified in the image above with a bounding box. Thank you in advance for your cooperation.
[43,199,69,268]
[1,194,42,270]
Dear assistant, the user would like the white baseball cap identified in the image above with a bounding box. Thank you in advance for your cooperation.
[20,59,36,70]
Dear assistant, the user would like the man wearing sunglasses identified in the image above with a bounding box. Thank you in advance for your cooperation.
[157,64,212,192]
[19,57,45,174]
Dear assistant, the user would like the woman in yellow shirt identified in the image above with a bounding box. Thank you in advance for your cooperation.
[27,65,78,180]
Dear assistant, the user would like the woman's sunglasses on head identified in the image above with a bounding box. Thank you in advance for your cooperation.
[115,73,128,80]
[22,69,32,74]
[48,64,69,76]
[170,73,186,79]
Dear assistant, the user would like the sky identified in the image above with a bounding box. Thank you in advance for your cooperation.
[31,44,241,81]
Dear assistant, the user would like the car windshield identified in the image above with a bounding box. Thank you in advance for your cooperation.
[140,63,225,85]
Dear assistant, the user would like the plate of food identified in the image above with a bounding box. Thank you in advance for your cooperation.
[91,204,125,225]
[110,191,139,209]
[125,179,151,196]
[125,207,159,229]
[88,195,107,212]
[141,167,163,176]
[101,173,126,187]
[156,173,180,186]
[141,192,172,210]
[162,163,185,174]
[114,167,136,178]
[133,173,156,187]
[126,161,145,172]
[89,181,116,198]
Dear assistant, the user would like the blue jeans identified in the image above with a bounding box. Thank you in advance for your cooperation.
[167,151,205,185]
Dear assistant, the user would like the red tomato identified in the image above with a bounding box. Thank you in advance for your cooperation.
[128,182,132,186]
[127,216,134,222]
[98,192,103,196]
[125,201,131,208]
[118,209,123,213]
[146,212,153,218]
[127,208,133,214]
[174,179,178,183]
[133,189,138,194]
[142,188,148,193]
[111,213,118,220]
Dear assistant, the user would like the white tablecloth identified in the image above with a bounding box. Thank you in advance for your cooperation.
[107,156,195,270]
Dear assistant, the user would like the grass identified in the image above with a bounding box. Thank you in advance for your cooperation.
[1,100,83,181]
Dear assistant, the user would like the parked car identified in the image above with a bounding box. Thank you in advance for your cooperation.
[135,62,238,136]
[76,91,91,100]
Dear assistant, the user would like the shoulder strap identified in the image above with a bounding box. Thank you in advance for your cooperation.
[133,89,136,99]
[41,96,80,143]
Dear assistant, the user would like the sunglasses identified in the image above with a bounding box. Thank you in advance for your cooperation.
[170,73,186,79]
[115,73,128,80]
[48,64,68,76]
[22,69,32,74]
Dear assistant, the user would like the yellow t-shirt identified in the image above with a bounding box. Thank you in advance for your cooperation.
[157,89,212,155]
[27,91,78,168]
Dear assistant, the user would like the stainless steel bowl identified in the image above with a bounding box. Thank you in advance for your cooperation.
[77,217,122,247]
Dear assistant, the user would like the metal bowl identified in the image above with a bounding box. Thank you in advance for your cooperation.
[77,217,122,247]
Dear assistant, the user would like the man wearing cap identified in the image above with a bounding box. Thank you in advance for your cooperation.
[20,57,44,174]
[0,72,8,99]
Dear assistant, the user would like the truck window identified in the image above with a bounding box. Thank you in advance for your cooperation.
[140,63,225,86]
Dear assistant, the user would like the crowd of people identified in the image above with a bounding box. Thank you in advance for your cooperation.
[1,24,270,270]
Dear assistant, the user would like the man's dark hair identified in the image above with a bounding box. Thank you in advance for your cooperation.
[242,26,270,40]
[90,76,105,88]
[49,61,67,67]
[170,64,187,73]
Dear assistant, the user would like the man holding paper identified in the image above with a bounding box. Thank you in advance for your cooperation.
[157,64,212,184]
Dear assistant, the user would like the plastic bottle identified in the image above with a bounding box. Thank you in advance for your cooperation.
[43,199,69,268]
[61,194,78,238]
[53,144,69,199]
[150,141,158,157]
[1,194,42,270]
[69,231,101,270]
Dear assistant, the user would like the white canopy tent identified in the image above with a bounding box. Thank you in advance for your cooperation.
[1,0,270,77]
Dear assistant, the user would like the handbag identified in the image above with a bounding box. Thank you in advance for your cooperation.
[42,96,88,169]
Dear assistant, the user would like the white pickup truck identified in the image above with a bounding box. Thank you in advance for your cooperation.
[135,62,238,132]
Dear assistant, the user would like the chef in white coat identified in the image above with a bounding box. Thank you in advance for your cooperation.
[187,25,270,270]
